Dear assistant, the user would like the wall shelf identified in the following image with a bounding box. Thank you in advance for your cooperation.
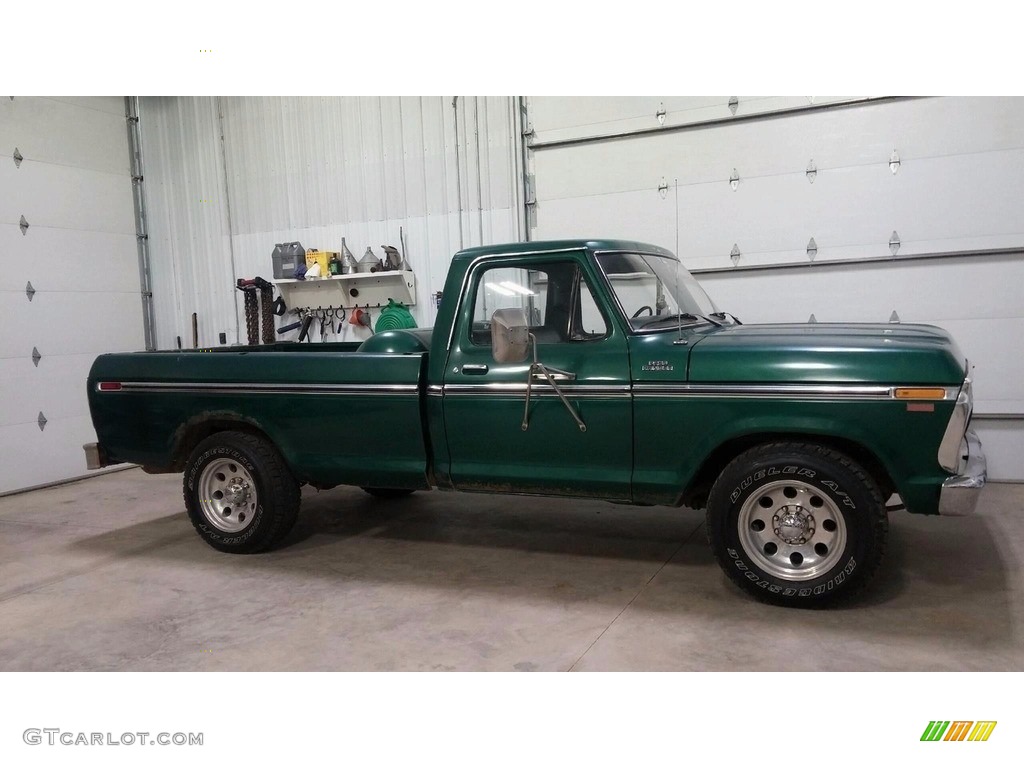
[274,271,417,310]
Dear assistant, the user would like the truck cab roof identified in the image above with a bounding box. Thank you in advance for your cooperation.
[451,239,676,264]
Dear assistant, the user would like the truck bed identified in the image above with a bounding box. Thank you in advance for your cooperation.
[87,342,432,490]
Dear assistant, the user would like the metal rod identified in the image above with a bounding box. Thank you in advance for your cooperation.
[518,96,531,241]
[474,96,485,246]
[690,246,1024,276]
[125,96,157,350]
[509,97,526,242]
[528,97,920,151]
[191,312,198,348]
[215,96,242,345]
[452,97,465,251]
[972,413,1024,421]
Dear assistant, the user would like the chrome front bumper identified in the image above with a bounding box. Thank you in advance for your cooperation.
[938,430,986,516]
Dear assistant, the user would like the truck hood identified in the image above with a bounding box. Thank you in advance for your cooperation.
[685,322,967,384]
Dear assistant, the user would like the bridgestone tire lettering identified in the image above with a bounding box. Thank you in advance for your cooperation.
[706,441,889,607]
[183,431,300,554]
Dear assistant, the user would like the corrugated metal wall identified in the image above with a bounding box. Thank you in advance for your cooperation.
[140,97,522,346]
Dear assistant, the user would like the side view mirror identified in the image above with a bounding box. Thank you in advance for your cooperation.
[490,308,530,363]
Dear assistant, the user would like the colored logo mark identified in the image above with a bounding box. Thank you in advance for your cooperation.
[921,721,997,742]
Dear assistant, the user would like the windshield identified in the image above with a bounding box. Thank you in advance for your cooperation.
[595,252,720,332]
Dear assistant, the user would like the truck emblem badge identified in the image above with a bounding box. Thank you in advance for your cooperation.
[642,360,674,372]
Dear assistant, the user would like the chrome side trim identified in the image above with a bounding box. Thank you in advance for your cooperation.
[632,383,957,401]
[105,381,419,396]
[444,383,631,399]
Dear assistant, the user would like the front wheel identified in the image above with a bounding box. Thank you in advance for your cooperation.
[183,431,300,553]
[706,442,888,607]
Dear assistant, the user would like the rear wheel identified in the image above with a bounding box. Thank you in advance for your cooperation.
[183,431,300,553]
[706,442,888,607]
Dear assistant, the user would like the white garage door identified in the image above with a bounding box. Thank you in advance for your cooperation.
[0,97,144,494]
[527,96,1024,480]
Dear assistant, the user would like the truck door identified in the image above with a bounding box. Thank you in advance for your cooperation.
[442,253,633,500]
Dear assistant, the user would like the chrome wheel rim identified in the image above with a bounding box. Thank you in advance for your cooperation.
[198,458,258,533]
[737,479,847,581]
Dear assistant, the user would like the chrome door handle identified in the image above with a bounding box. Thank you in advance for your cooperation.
[530,370,575,382]
[462,364,489,375]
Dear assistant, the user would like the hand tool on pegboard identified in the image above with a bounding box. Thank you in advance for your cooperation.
[297,313,314,342]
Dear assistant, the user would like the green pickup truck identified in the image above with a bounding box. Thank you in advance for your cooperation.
[85,239,985,606]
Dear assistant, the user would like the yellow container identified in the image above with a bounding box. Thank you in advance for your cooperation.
[304,249,338,278]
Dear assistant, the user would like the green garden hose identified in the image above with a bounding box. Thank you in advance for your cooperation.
[374,299,417,332]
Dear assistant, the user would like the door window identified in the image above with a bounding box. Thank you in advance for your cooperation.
[469,262,608,346]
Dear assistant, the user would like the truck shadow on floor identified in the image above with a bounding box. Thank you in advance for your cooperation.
[68,485,1017,650]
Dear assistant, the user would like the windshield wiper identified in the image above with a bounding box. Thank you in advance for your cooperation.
[638,312,722,329]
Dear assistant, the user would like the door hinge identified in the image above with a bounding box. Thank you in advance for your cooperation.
[889,149,901,174]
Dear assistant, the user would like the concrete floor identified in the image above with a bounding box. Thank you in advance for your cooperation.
[0,468,1021,671]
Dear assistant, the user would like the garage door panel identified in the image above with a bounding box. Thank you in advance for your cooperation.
[973,422,1024,482]
[697,256,1024,324]
[0,283,143,361]
[0,160,135,235]
[534,190,676,248]
[0,353,96,428]
[529,96,865,145]
[0,416,99,495]
[533,98,1024,203]
[0,224,139,294]
[926,317,1024,411]
[698,262,1023,410]
[43,97,125,116]
[0,96,129,176]
[673,150,1024,265]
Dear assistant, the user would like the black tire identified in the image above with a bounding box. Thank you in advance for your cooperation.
[706,442,888,607]
[361,487,415,499]
[183,431,300,553]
